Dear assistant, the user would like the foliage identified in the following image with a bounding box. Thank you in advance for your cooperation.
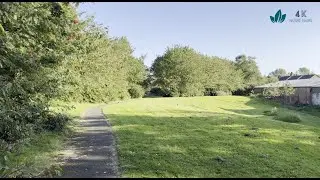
[0,2,147,142]
[262,83,294,99]
[263,75,278,84]
[142,67,156,92]
[203,56,243,94]
[128,84,145,98]
[233,55,264,95]
[41,113,70,132]
[0,2,78,143]
[296,67,312,75]
[279,83,295,97]
[151,46,245,97]
[215,90,232,96]
[263,106,301,123]
[0,5,148,178]
[275,113,301,123]
[56,21,147,103]
[151,45,205,97]
[148,87,169,97]
[268,68,288,77]
[262,87,281,98]
[0,132,66,178]
[263,107,278,116]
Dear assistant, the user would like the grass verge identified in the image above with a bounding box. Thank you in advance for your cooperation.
[0,100,98,178]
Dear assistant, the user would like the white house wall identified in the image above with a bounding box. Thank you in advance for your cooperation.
[312,88,320,105]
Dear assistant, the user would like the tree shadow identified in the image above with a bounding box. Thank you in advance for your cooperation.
[57,112,118,178]
[218,97,320,127]
[105,110,320,178]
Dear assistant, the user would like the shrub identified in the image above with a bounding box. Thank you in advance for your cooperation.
[41,113,71,132]
[0,102,38,143]
[215,91,232,96]
[275,113,302,123]
[149,87,169,97]
[128,85,145,99]
[262,87,281,97]
[204,89,231,96]
[263,107,301,123]
[263,107,278,116]
[204,88,215,96]
[232,87,254,96]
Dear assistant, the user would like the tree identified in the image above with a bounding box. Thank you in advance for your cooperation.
[269,68,287,77]
[151,45,205,97]
[233,54,264,95]
[0,2,148,144]
[142,67,156,91]
[263,75,278,84]
[296,67,312,75]
[202,56,243,95]
[57,28,147,102]
[0,2,80,142]
[151,46,247,97]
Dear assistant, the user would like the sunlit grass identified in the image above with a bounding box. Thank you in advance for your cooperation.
[104,96,320,178]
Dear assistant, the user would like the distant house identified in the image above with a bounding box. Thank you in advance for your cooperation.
[254,74,320,105]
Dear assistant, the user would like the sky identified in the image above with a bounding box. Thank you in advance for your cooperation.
[78,2,320,75]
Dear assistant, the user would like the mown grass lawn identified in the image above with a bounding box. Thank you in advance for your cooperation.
[103,96,320,178]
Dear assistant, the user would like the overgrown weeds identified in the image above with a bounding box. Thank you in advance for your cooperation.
[264,107,301,123]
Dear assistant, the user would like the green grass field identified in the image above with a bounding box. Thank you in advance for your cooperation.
[103,96,320,178]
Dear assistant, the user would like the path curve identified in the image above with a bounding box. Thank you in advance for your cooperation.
[59,107,119,178]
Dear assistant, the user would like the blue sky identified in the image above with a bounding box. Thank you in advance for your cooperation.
[78,2,320,75]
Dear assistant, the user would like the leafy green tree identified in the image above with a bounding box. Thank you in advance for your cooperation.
[279,83,295,96]
[0,2,80,142]
[151,46,248,97]
[263,75,279,84]
[56,21,147,102]
[296,67,312,75]
[151,45,205,97]
[269,68,287,77]
[142,67,155,92]
[234,55,263,87]
[232,55,264,95]
[0,2,148,142]
[202,56,243,95]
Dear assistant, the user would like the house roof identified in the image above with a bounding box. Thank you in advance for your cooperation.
[256,74,320,88]
[278,74,317,81]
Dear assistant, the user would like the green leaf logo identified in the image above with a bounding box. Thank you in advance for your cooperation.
[270,9,286,23]
[270,16,275,23]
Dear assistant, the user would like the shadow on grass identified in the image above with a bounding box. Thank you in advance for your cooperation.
[218,97,320,127]
[105,98,320,178]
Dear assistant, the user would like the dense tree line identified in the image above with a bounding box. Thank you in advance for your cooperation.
[268,67,313,78]
[0,2,147,143]
[150,46,265,97]
[149,46,316,97]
